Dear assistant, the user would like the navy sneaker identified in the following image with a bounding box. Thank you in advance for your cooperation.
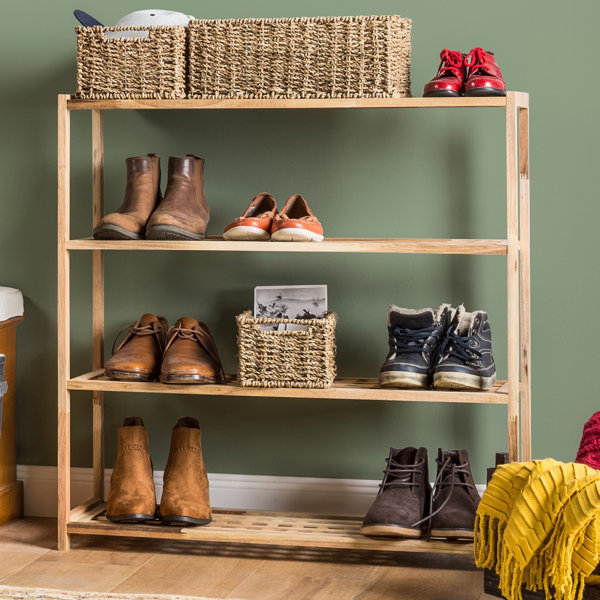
[379,304,453,389]
[433,305,496,391]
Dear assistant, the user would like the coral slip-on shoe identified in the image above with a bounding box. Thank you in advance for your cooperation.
[223,193,277,241]
[423,49,466,97]
[271,194,324,242]
[464,48,506,97]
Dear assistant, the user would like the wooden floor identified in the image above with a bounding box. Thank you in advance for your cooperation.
[0,518,491,599]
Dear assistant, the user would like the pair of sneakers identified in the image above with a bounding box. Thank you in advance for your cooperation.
[423,47,506,97]
[379,303,496,391]
[223,193,324,242]
[361,446,481,540]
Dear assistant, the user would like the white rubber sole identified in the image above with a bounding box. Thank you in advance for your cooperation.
[223,226,271,241]
[430,528,475,540]
[379,370,429,389]
[360,524,422,538]
[433,371,496,391]
[271,228,324,242]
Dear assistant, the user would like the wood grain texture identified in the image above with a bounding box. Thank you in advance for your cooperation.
[57,94,71,551]
[65,237,509,254]
[66,96,514,111]
[67,371,509,404]
[505,92,520,462]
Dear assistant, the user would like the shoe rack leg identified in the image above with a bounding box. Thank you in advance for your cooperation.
[506,92,520,462]
[57,95,71,551]
[518,101,531,461]
[91,110,105,501]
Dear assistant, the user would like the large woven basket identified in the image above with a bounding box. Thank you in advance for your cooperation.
[76,26,187,99]
[188,15,411,99]
[236,311,337,388]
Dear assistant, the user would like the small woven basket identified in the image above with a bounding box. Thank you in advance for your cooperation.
[236,311,337,388]
[188,15,411,99]
[76,26,187,99]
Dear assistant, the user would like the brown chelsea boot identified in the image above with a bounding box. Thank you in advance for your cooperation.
[145,155,209,240]
[106,417,156,523]
[160,317,224,384]
[104,313,169,381]
[159,417,212,526]
[93,154,161,240]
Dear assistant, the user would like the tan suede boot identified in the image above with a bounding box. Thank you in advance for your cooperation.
[159,417,212,526]
[106,417,156,523]
[145,155,209,240]
[93,155,161,240]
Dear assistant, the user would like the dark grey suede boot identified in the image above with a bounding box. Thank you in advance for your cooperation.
[428,448,480,539]
[361,447,430,538]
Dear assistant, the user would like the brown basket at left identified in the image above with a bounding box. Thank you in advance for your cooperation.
[236,311,337,389]
[76,26,187,99]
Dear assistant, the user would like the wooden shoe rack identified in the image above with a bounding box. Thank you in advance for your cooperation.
[57,93,531,552]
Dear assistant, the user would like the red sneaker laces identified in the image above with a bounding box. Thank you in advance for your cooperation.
[464,47,490,74]
[437,49,463,78]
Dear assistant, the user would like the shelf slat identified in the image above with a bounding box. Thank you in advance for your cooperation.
[66,237,508,255]
[68,370,508,404]
[66,96,513,111]
[66,503,474,555]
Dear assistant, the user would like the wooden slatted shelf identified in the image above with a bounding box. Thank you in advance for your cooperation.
[66,96,519,111]
[67,370,508,404]
[67,502,474,555]
[66,237,509,255]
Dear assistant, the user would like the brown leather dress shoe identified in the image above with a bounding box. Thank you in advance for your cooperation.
[159,417,211,526]
[160,317,224,384]
[93,154,161,240]
[104,313,169,381]
[145,155,209,241]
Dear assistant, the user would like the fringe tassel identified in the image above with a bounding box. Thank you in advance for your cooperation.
[474,514,506,571]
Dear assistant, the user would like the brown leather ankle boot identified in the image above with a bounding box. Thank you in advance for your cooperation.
[106,417,156,523]
[159,417,211,526]
[145,155,209,240]
[93,155,161,240]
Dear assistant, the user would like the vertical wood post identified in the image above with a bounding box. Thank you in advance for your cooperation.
[91,110,105,501]
[57,94,71,551]
[506,92,520,461]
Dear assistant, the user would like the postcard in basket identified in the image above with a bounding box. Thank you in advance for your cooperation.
[254,285,328,331]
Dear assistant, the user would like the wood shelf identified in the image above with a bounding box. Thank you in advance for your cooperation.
[67,502,474,555]
[68,370,508,404]
[65,95,528,111]
[66,237,508,255]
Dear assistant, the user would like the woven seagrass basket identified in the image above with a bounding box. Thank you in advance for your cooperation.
[188,15,411,99]
[236,311,337,388]
[76,26,187,99]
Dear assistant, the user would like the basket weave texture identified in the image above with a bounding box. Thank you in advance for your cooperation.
[236,311,337,388]
[76,26,187,99]
[188,15,411,99]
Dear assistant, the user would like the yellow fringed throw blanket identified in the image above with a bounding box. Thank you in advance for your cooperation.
[475,459,600,600]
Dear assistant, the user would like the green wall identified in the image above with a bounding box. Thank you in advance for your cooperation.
[0,0,597,484]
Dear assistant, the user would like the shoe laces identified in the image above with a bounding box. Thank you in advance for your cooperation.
[391,325,441,356]
[412,455,476,532]
[379,455,425,491]
[164,325,226,380]
[464,47,490,73]
[111,321,164,355]
[437,49,464,78]
[437,328,482,364]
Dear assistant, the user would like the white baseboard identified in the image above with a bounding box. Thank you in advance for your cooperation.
[16,465,486,519]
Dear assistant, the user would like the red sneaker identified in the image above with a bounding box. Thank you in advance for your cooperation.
[423,49,466,97]
[464,48,506,96]
[223,193,277,240]
[271,194,324,242]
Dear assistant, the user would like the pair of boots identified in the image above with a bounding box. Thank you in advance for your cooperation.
[361,447,480,539]
[106,416,211,526]
[379,303,496,391]
[423,47,506,97]
[104,313,224,384]
[93,154,209,241]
